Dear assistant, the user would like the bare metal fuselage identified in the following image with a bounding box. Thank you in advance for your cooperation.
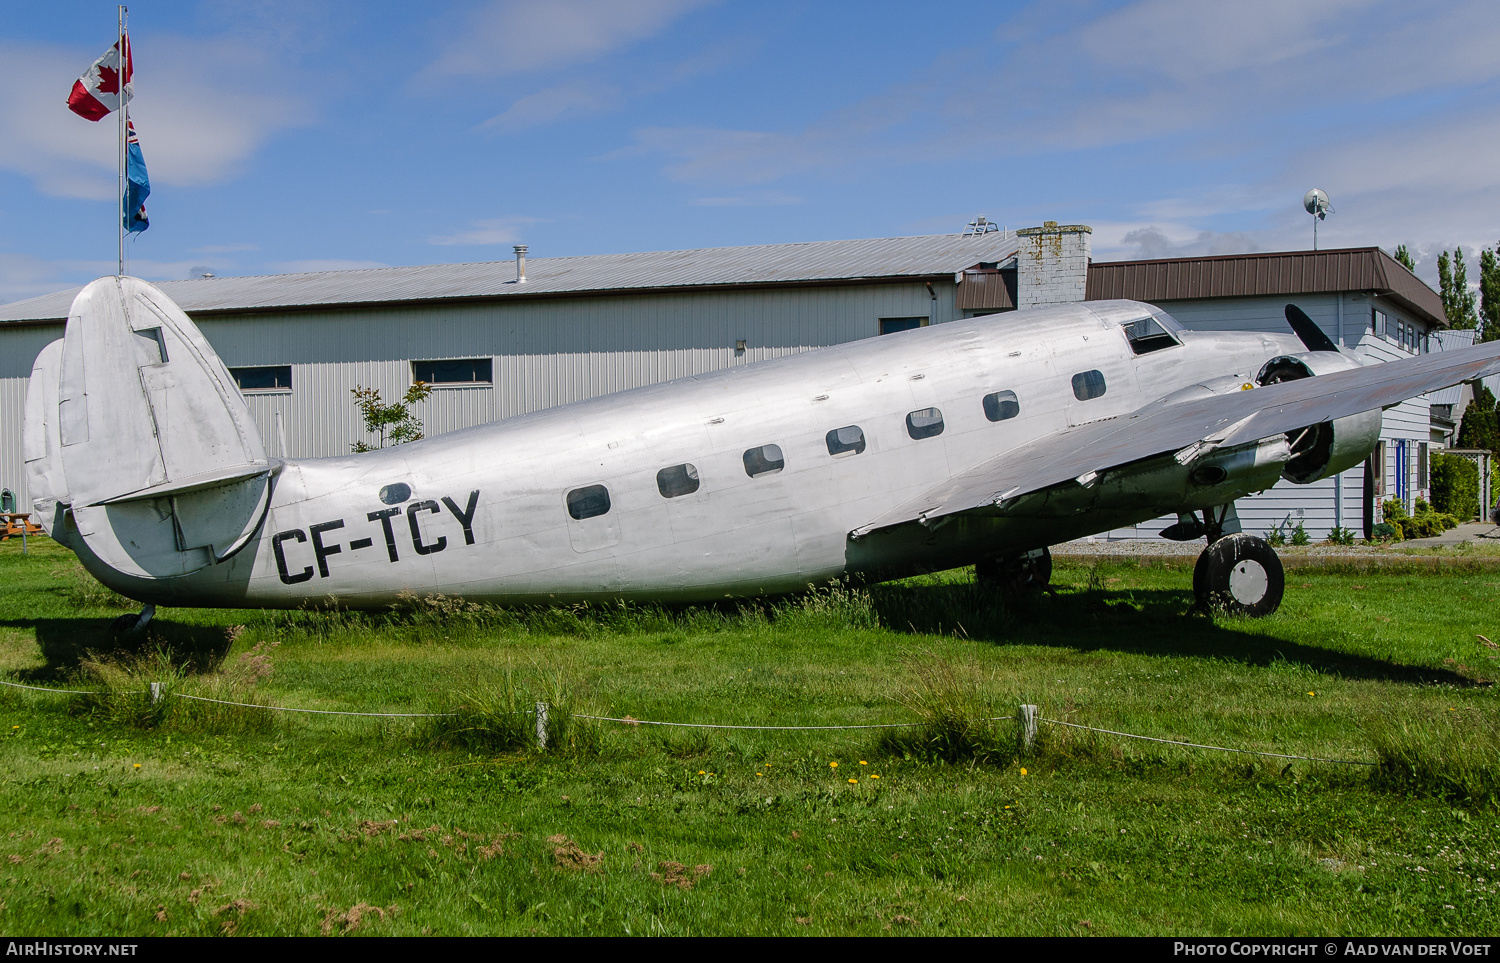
[69,299,1310,608]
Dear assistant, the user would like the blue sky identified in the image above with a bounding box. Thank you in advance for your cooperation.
[3,0,1499,303]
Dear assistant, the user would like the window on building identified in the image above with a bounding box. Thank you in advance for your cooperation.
[1072,370,1107,401]
[826,426,866,456]
[656,464,701,498]
[982,390,1020,422]
[231,365,292,392]
[743,444,785,478]
[566,485,611,520]
[905,408,944,440]
[412,358,493,385]
[879,317,927,335]
[1372,309,1386,336]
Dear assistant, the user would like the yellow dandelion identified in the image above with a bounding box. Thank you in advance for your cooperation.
[757,772,763,776]
[870,774,879,779]
[1020,767,1028,776]
[859,761,867,765]
[1308,691,1315,696]
[133,763,141,769]
[829,761,838,768]
[699,770,706,775]
[848,778,857,784]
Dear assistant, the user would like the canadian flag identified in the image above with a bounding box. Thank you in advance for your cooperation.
[67,36,133,121]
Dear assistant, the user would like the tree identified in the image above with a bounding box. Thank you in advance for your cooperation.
[1480,244,1500,344]
[350,382,431,452]
[1457,383,1500,453]
[1394,244,1415,271]
[1439,247,1479,329]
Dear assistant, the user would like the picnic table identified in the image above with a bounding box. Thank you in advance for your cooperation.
[1,513,44,552]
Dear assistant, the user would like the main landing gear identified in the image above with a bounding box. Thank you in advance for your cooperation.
[1170,505,1284,617]
[976,547,1053,594]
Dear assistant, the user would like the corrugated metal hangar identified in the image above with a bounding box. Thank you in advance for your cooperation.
[0,223,1457,541]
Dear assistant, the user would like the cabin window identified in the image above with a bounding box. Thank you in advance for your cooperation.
[983,390,1020,422]
[232,365,292,392]
[566,485,611,520]
[1121,316,1179,355]
[412,358,493,386]
[826,426,866,456]
[378,483,411,505]
[906,407,944,440]
[1072,370,1107,401]
[656,464,701,498]
[743,444,785,478]
[879,317,927,335]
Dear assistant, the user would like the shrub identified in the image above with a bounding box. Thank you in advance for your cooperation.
[1428,447,1476,516]
[1290,521,1310,546]
[1266,522,1287,547]
[1326,526,1356,545]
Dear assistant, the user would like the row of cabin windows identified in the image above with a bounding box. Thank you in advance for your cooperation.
[230,359,494,392]
[563,372,1108,520]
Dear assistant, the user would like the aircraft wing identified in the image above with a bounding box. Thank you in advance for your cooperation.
[852,341,1500,537]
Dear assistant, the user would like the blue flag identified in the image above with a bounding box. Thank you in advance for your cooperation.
[125,121,150,234]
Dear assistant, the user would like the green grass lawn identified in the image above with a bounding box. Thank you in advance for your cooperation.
[2,536,1498,936]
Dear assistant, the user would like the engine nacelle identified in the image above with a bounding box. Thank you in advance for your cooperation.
[1256,352,1383,485]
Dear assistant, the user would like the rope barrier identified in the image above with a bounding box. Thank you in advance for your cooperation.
[1042,717,1374,767]
[0,678,102,696]
[0,673,1381,765]
[171,692,452,718]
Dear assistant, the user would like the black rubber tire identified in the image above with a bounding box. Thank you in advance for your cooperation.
[1193,533,1284,617]
[976,547,1053,594]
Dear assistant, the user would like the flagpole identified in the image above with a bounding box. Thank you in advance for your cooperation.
[117,5,127,277]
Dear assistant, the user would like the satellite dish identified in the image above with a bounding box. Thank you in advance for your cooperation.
[1302,189,1332,249]
[1303,189,1331,220]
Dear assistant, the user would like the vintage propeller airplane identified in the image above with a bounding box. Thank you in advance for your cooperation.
[23,276,1500,627]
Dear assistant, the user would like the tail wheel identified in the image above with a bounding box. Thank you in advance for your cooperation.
[977,547,1052,593]
[1193,534,1284,617]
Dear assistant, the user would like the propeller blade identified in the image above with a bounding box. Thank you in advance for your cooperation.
[1285,304,1340,353]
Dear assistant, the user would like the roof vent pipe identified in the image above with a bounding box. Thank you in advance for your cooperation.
[514,244,527,283]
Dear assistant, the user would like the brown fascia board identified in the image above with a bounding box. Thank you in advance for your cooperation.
[1086,247,1447,328]
[0,273,959,326]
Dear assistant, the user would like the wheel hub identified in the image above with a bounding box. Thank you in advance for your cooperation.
[1228,560,1268,605]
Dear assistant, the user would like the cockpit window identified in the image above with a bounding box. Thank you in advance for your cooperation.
[1121,315,1181,355]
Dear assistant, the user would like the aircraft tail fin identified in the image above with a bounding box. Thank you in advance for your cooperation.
[30,276,274,580]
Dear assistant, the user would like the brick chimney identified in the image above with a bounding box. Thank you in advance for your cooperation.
[1016,221,1091,309]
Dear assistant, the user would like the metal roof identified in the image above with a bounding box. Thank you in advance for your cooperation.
[0,233,1021,324]
[1086,247,1447,328]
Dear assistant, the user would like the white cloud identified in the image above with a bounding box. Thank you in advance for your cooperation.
[194,243,259,254]
[423,0,712,79]
[428,217,543,246]
[0,35,314,199]
[620,0,1500,188]
[691,191,802,207]
[481,79,623,132]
